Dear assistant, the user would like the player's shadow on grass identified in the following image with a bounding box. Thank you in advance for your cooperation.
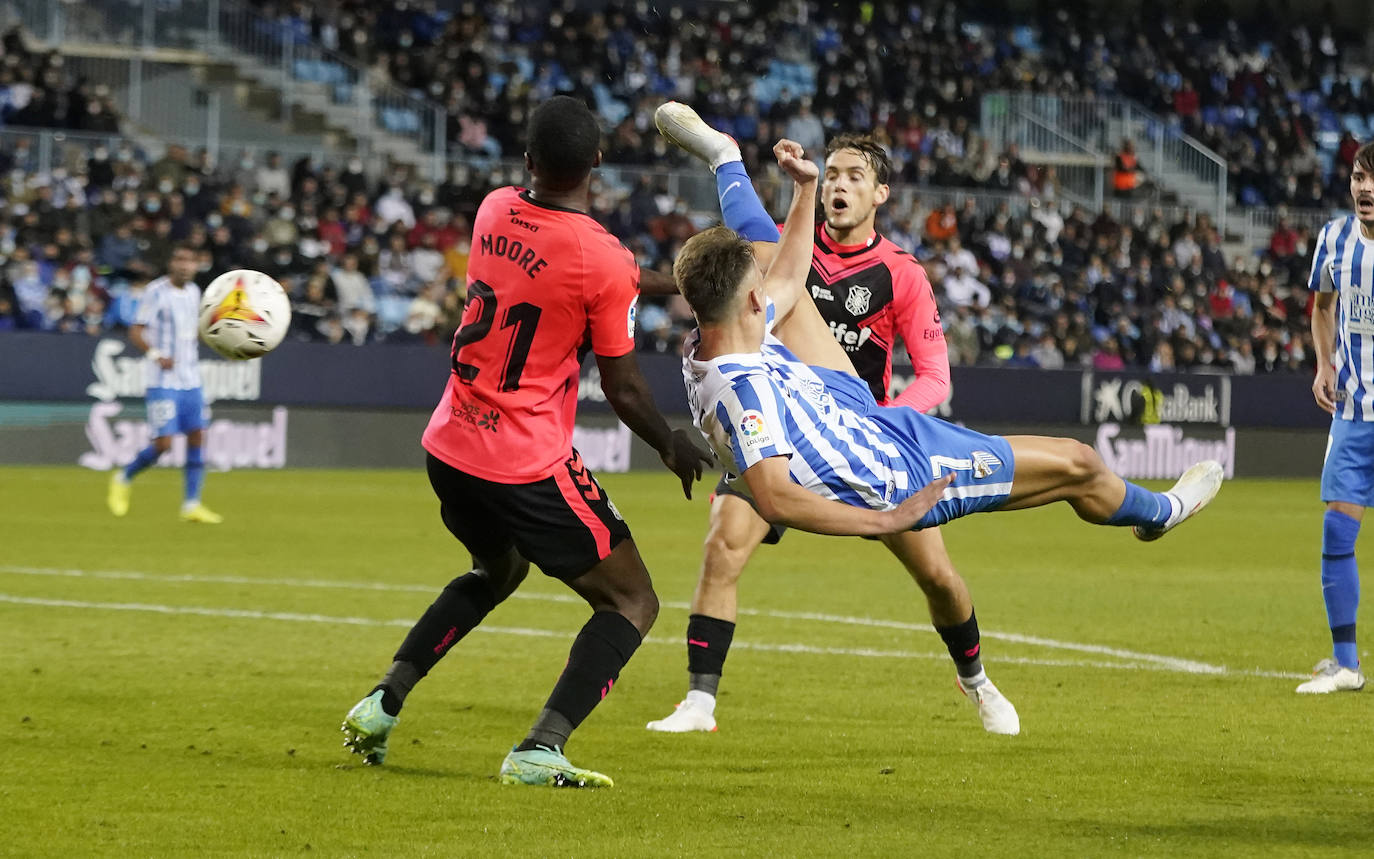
[333,763,455,779]
[1113,815,1369,850]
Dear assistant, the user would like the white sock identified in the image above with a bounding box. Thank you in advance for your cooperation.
[959,670,988,690]
[684,689,716,714]
[1164,492,1182,526]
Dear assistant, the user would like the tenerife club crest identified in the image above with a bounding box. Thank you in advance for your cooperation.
[844,285,871,316]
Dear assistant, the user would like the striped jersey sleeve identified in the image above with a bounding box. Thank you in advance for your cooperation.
[714,372,795,475]
[1308,220,1338,293]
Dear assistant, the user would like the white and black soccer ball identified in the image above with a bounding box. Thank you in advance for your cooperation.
[198,269,291,360]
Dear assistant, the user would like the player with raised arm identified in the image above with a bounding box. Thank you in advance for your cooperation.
[340,96,713,788]
[672,142,1222,685]
[645,103,1017,735]
[1299,141,1374,694]
[106,243,221,524]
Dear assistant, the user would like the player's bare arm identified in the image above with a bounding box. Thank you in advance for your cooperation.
[1312,290,1338,414]
[760,139,819,326]
[129,323,174,369]
[597,351,713,497]
[741,454,952,536]
[637,267,680,297]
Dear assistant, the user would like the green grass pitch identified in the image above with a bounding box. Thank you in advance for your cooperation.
[1,466,1370,856]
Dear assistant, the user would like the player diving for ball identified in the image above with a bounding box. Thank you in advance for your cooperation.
[644,102,1009,734]
[665,135,1224,738]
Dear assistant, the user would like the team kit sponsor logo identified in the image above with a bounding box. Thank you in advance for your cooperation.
[80,338,287,471]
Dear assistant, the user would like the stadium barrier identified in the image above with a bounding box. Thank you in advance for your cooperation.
[0,333,1329,476]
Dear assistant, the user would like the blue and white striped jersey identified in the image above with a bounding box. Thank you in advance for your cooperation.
[134,276,203,391]
[682,306,914,511]
[1310,215,1374,421]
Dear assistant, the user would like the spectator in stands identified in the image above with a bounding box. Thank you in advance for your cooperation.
[255,152,292,199]
[330,251,376,316]
[1112,140,1144,200]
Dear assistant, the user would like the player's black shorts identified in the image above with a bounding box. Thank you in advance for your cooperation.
[712,474,786,545]
[426,451,632,582]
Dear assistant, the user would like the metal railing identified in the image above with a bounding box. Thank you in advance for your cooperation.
[979,92,1109,210]
[0,124,1339,263]
[0,127,343,184]
[984,92,1229,232]
[3,0,448,177]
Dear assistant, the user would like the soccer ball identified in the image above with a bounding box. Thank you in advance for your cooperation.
[198,269,291,360]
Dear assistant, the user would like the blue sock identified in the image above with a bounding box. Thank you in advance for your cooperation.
[1104,481,1173,528]
[1322,509,1361,669]
[715,162,779,243]
[123,445,162,481]
[184,446,206,505]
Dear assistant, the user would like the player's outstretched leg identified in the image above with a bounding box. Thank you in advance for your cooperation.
[342,547,529,765]
[881,528,1019,735]
[647,491,769,733]
[655,101,781,266]
[500,539,658,787]
[1001,437,1222,538]
[1296,503,1365,693]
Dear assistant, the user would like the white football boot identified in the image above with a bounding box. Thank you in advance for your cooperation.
[958,676,1020,736]
[645,690,718,733]
[653,102,742,173]
[1295,658,1366,694]
[1133,460,1224,542]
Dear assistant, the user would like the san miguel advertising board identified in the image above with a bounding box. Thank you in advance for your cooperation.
[0,333,1330,476]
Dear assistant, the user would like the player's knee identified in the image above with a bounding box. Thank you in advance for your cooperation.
[478,554,529,603]
[618,587,659,635]
[152,436,172,453]
[1063,440,1106,483]
[909,558,962,596]
[700,530,750,587]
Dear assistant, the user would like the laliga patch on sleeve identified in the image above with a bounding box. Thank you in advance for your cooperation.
[738,410,775,450]
[627,301,638,338]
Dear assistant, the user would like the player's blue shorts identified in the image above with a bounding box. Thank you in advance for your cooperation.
[146,386,207,438]
[814,367,1015,529]
[1321,416,1374,506]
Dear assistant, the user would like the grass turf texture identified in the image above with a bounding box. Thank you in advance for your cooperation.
[1,465,1370,857]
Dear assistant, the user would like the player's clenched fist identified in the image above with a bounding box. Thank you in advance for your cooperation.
[773,139,818,183]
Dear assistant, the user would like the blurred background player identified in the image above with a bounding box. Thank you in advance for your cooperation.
[340,96,712,787]
[105,243,221,524]
[645,103,1017,736]
[1301,141,1374,694]
[675,138,1224,593]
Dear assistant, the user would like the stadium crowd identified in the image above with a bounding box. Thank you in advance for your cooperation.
[0,26,121,134]
[0,0,1355,374]
[245,0,1370,210]
[0,128,1320,375]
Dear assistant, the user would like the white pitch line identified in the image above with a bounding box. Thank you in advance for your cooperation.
[0,590,1303,680]
[0,565,1245,675]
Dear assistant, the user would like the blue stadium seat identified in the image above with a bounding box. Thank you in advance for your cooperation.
[380,107,420,134]
[376,294,411,333]
[1343,114,1369,137]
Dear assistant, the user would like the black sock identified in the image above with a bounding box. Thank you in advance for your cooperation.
[685,614,735,696]
[515,611,642,752]
[392,571,497,676]
[935,609,984,681]
[371,661,421,716]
